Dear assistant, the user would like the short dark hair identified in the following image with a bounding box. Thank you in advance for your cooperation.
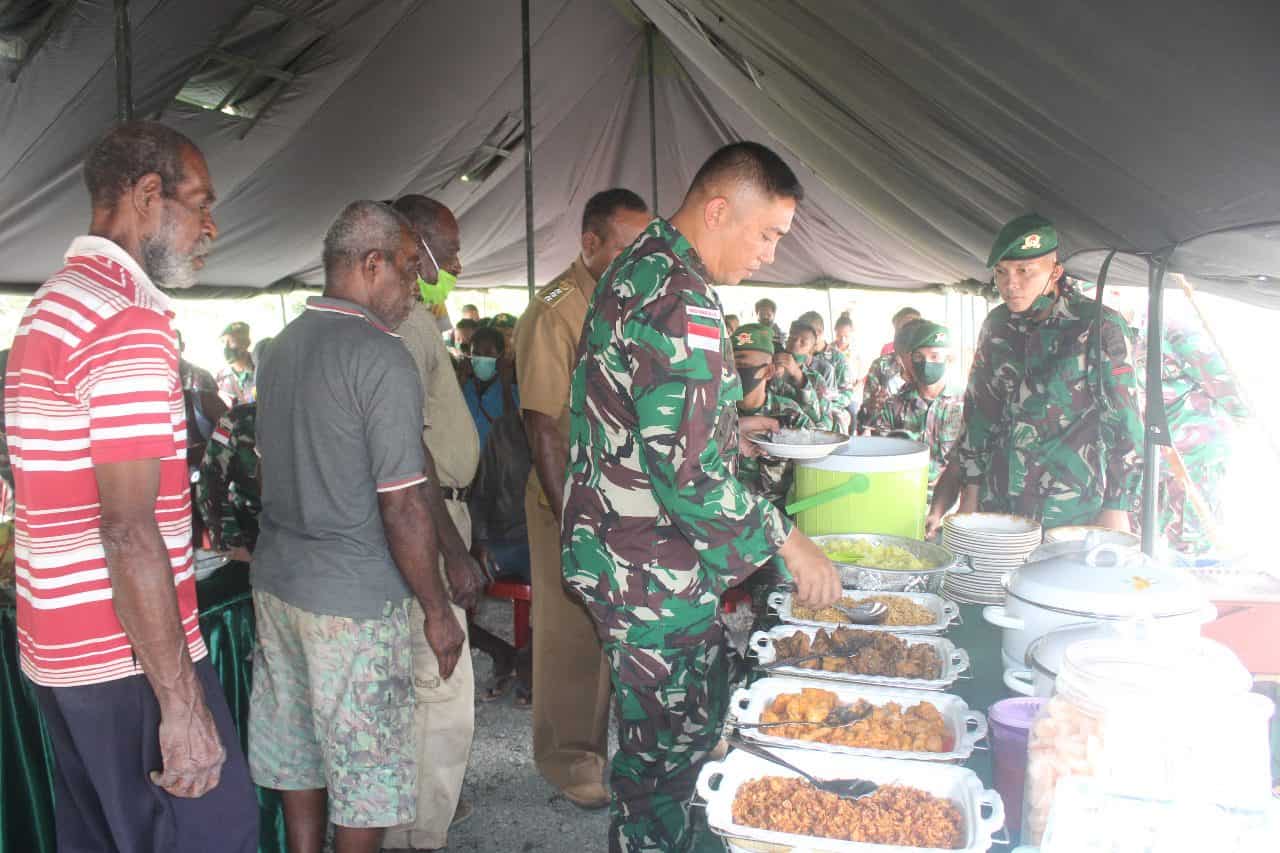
[892,306,922,324]
[835,312,853,329]
[687,141,804,204]
[789,320,817,339]
[798,310,824,331]
[462,303,479,313]
[755,298,777,312]
[83,121,198,209]
[392,194,453,247]
[581,188,648,238]
[470,326,505,354]
[455,318,479,331]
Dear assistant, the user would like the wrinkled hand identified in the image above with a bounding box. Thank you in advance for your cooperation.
[778,528,842,609]
[445,549,486,611]
[739,415,780,459]
[424,605,467,680]
[151,686,226,798]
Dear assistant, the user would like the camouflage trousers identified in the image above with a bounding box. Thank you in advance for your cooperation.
[1159,458,1227,555]
[605,635,731,853]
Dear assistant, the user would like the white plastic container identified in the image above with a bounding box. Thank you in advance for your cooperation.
[749,625,970,691]
[768,588,961,634]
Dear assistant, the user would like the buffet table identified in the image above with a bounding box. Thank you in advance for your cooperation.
[0,563,287,853]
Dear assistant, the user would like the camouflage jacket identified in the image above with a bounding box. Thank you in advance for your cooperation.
[958,282,1144,528]
[865,385,964,483]
[197,404,260,551]
[561,218,792,648]
[767,363,831,429]
[1134,317,1247,471]
[858,352,904,429]
[810,346,856,430]
[739,384,823,507]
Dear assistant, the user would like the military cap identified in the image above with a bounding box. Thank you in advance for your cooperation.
[731,323,774,355]
[221,321,250,340]
[491,312,518,329]
[895,318,950,355]
[988,213,1058,267]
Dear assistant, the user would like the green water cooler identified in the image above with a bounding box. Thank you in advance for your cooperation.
[789,437,929,539]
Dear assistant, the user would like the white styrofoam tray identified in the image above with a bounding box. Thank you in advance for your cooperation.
[696,747,1005,852]
[727,676,988,762]
[749,625,969,691]
[769,589,960,634]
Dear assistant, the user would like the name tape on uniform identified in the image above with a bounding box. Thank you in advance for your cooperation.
[685,305,721,352]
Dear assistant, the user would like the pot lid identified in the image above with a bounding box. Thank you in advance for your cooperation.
[1056,636,1254,703]
[1025,618,1204,675]
[1008,543,1207,617]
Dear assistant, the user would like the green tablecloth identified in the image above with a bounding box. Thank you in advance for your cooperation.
[0,563,287,853]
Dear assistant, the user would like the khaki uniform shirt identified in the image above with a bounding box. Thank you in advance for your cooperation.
[514,257,594,506]
[399,302,480,489]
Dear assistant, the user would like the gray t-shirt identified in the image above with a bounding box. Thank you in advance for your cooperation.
[253,296,427,618]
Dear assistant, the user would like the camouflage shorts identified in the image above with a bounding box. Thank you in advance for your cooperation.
[248,590,415,828]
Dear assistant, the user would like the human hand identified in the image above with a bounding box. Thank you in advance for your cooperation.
[498,353,516,386]
[738,415,780,458]
[424,605,466,680]
[445,549,487,611]
[1094,509,1131,533]
[774,353,802,383]
[925,510,946,540]
[778,528,842,608]
[227,546,252,564]
[152,681,226,798]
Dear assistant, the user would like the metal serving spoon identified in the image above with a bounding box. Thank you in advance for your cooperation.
[831,600,889,625]
[726,736,879,801]
[733,702,874,732]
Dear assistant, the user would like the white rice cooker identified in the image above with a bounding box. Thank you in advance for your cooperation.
[983,542,1215,671]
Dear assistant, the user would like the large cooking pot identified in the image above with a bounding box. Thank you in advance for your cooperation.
[983,543,1215,671]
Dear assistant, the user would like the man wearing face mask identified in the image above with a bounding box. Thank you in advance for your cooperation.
[772,320,834,429]
[216,321,255,407]
[384,194,488,851]
[514,188,650,809]
[864,319,963,488]
[957,213,1144,531]
[562,142,840,852]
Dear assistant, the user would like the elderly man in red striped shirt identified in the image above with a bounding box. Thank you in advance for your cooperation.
[4,121,257,852]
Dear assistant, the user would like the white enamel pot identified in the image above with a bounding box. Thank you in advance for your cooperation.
[983,543,1215,672]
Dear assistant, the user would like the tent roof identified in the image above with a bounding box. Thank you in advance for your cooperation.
[1,0,1278,300]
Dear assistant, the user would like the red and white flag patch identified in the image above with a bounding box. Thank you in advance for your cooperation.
[685,305,721,352]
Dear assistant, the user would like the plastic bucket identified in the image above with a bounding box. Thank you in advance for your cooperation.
[790,437,928,538]
[988,697,1045,839]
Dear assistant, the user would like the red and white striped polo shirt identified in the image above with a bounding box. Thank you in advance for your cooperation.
[5,236,205,687]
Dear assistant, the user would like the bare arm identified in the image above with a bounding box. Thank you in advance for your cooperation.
[925,455,964,538]
[379,484,465,678]
[97,459,224,799]
[524,410,567,524]
[420,441,485,609]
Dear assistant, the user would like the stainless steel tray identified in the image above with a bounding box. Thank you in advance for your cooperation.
[812,533,967,594]
[727,676,987,762]
[749,625,970,691]
[768,588,961,634]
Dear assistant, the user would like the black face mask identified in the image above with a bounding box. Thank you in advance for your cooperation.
[737,366,768,396]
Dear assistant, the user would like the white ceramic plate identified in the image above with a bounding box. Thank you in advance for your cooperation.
[945,513,1041,536]
[747,429,849,460]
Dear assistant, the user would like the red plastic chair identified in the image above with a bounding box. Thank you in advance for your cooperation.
[485,580,532,649]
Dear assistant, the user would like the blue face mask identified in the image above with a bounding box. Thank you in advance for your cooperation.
[471,355,498,382]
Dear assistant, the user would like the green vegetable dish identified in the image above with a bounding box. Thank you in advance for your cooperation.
[820,540,927,571]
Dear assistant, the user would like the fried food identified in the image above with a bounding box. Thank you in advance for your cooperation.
[732,777,964,848]
[772,627,944,679]
[760,688,950,752]
[791,594,935,626]
[820,540,928,570]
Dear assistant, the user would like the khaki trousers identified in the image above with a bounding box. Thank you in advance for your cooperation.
[382,500,474,850]
[527,479,612,792]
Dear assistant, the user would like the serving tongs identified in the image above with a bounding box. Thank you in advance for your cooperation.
[726,735,879,801]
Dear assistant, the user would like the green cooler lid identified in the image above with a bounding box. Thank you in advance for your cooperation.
[799,436,929,473]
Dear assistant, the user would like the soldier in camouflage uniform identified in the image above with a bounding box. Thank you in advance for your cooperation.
[1133,311,1248,554]
[957,214,1144,530]
[798,311,856,434]
[197,403,259,556]
[857,306,921,430]
[863,319,963,486]
[732,324,822,506]
[771,320,836,430]
[561,142,840,853]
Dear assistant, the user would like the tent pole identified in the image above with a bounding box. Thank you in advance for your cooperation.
[647,23,659,212]
[1140,256,1170,555]
[521,0,535,301]
[113,0,133,122]
[278,293,287,330]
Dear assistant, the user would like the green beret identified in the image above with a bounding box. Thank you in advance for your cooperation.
[491,313,518,329]
[895,319,950,355]
[732,323,774,355]
[987,213,1058,267]
[221,321,250,339]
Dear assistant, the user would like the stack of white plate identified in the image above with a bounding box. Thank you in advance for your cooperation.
[942,513,1042,605]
